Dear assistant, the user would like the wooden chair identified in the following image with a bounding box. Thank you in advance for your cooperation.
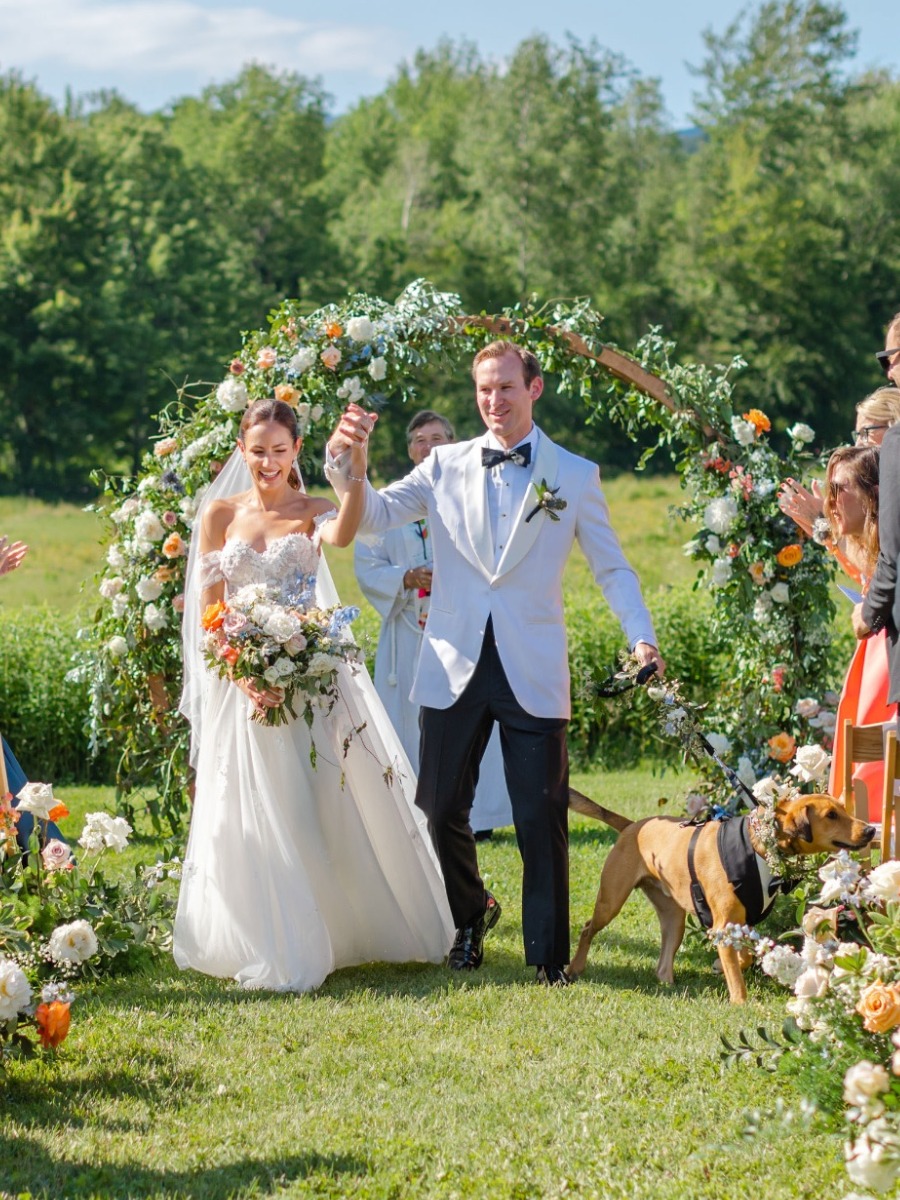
[840,719,900,860]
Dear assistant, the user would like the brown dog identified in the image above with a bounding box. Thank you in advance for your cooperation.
[567,788,875,1003]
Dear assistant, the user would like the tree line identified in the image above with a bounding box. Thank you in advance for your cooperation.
[2,0,898,496]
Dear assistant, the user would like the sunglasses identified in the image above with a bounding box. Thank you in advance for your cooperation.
[875,348,900,377]
[854,425,889,444]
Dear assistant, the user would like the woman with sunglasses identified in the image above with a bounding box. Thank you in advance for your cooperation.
[875,310,900,389]
[821,445,895,820]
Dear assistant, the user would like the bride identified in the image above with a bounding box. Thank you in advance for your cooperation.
[173,397,454,991]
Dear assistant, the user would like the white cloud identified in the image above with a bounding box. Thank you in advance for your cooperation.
[0,0,400,80]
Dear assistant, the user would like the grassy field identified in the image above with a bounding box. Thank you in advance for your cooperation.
[0,474,696,617]
[1,773,850,1200]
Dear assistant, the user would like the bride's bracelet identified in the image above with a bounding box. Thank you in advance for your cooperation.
[347,472,367,483]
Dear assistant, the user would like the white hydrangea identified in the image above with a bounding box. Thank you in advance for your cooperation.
[144,603,168,632]
[216,378,249,413]
[710,558,733,588]
[107,635,129,658]
[135,577,163,602]
[47,920,98,966]
[760,944,804,988]
[79,811,132,854]
[289,347,317,374]
[346,316,375,342]
[0,958,31,1021]
[134,511,166,543]
[704,496,738,535]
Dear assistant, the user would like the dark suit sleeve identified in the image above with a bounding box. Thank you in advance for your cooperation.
[863,424,900,633]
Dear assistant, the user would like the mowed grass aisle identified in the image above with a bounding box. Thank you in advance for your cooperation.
[2,774,847,1200]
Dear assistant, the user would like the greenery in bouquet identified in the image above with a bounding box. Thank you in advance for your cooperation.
[0,784,178,989]
[201,588,361,731]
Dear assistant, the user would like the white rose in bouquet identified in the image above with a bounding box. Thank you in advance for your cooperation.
[48,919,99,965]
[264,611,301,643]
[0,958,31,1021]
[787,422,815,445]
[307,652,337,677]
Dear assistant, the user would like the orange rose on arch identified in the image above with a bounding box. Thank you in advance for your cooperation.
[324,321,343,339]
[767,731,797,763]
[202,601,228,632]
[162,533,186,559]
[776,544,803,568]
[274,384,301,408]
[743,409,771,434]
[35,1000,71,1048]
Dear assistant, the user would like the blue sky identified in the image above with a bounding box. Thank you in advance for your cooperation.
[1,0,896,125]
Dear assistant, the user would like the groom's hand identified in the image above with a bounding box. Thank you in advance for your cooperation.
[634,641,665,678]
[327,404,378,460]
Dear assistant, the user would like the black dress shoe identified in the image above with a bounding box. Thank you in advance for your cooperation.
[447,892,501,970]
[473,829,493,842]
[535,964,571,987]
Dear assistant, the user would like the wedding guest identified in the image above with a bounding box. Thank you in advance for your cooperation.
[328,342,664,986]
[854,311,900,727]
[0,536,66,851]
[821,447,895,817]
[354,410,513,838]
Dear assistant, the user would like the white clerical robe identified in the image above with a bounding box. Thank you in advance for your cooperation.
[355,522,513,831]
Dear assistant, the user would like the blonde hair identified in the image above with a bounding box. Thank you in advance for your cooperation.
[856,386,900,427]
[823,444,880,573]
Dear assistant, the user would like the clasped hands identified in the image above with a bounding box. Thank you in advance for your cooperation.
[329,403,378,459]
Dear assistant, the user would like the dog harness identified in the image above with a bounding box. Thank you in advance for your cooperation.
[686,817,781,929]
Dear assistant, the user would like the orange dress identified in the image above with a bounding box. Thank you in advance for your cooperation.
[828,628,895,821]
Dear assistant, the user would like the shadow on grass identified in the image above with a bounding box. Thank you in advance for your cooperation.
[0,1140,369,1200]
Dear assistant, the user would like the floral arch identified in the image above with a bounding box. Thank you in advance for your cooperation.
[79,280,836,830]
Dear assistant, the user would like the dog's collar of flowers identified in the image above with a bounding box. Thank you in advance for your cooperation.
[748,781,804,877]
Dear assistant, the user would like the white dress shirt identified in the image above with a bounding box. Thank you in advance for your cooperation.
[483,427,537,570]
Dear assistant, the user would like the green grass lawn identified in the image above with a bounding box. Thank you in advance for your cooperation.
[0,771,849,1200]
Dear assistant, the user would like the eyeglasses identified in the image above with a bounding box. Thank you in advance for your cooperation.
[854,425,889,444]
[875,348,900,377]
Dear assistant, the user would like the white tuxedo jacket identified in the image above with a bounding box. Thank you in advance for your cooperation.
[331,427,656,720]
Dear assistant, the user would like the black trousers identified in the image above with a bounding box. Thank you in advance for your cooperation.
[415,620,570,966]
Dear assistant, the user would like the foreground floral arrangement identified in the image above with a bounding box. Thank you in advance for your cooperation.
[0,783,178,1062]
[720,854,900,1195]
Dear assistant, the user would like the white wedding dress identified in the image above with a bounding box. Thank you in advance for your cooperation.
[173,530,454,992]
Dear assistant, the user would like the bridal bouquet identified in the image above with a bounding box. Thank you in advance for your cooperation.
[202,585,361,726]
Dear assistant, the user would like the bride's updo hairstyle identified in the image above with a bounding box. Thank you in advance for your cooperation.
[239,398,302,489]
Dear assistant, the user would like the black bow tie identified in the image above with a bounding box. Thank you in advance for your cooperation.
[481,443,532,469]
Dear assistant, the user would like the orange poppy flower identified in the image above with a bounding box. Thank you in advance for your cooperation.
[776,544,803,568]
[35,1000,71,1048]
[202,601,228,631]
[47,803,69,823]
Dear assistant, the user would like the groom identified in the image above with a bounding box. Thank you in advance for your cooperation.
[327,342,664,985]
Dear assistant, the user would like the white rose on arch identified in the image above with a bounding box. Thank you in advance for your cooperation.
[770,582,790,605]
[731,416,757,446]
[47,919,99,966]
[710,558,733,588]
[0,958,31,1021]
[346,316,375,342]
[337,377,366,405]
[216,378,249,413]
[368,356,387,382]
[136,577,164,603]
[134,511,166,543]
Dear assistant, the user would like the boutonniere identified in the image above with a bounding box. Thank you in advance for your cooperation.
[525,479,567,524]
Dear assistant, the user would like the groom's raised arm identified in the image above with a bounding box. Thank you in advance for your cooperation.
[325,404,431,534]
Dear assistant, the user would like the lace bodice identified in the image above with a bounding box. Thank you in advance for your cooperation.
[199,522,332,606]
